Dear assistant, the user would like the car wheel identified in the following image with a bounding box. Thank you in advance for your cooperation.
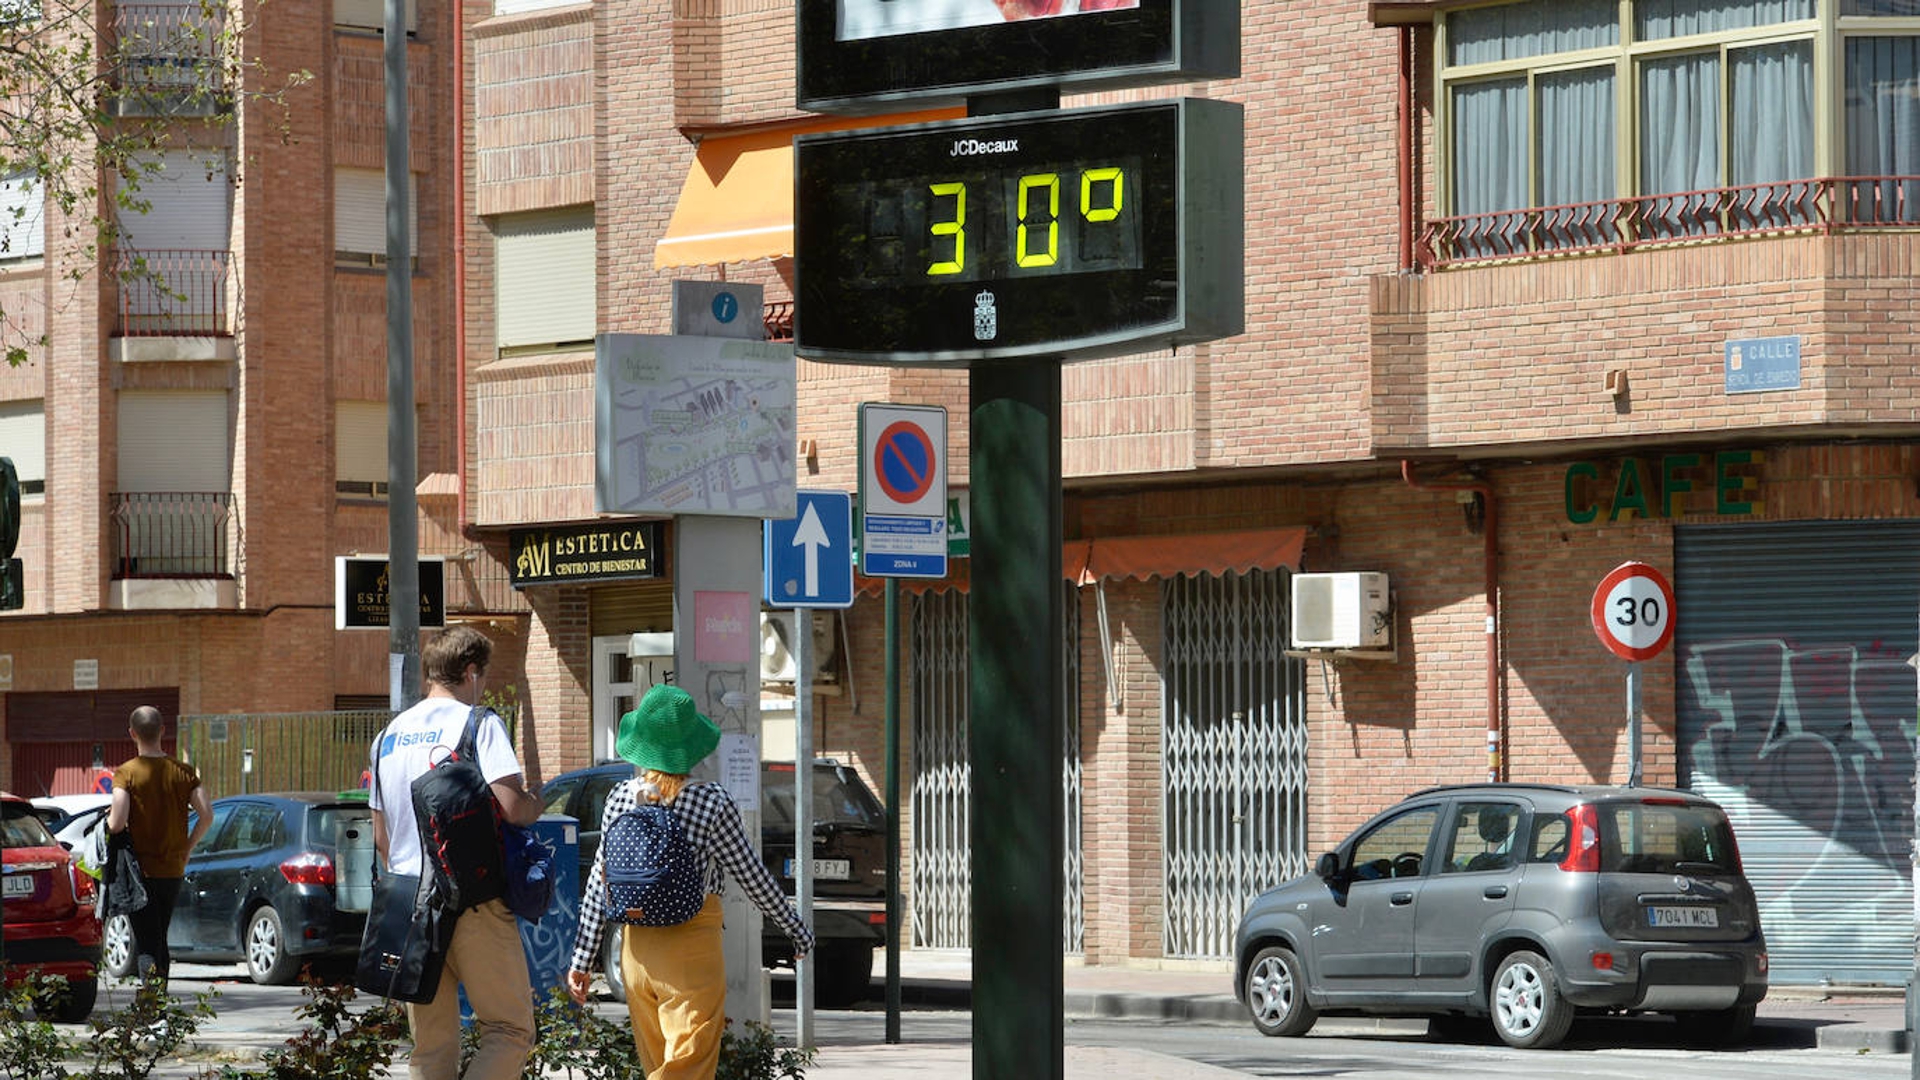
[244,906,300,985]
[39,977,98,1024]
[101,914,136,979]
[1674,1003,1756,1047]
[601,923,627,1003]
[1244,945,1318,1037]
[1491,950,1574,1049]
[812,944,874,1008]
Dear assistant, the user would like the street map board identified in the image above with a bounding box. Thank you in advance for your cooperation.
[595,333,797,518]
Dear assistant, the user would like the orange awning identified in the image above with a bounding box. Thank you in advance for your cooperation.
[853,527,1308,596]
[1067,527,1308,585]
[654,109,963,270]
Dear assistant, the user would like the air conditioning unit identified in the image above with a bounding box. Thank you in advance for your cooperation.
[760,610,838,683]
[1290,572,1392,650]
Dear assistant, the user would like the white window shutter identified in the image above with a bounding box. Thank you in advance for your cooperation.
[0,401,46,486]
[118,152,231,252]
[495,208,595,350]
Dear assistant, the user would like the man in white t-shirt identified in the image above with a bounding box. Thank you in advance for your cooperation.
[369,625,544,1080]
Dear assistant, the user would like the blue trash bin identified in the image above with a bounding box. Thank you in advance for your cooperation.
[460,813,579,1019]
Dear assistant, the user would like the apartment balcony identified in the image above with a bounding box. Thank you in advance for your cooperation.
[108,491,238,610]
[1417,176,1920,270]
[108,3,228,118]
[1370,176,1920,454]
[109,248,235,363]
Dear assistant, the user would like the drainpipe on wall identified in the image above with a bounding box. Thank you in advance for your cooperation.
[1397,25,1414,271]
[1400,461,1502,781]
[453,0,470,539]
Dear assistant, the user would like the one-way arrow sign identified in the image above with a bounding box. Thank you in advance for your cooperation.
[764,490,854,609]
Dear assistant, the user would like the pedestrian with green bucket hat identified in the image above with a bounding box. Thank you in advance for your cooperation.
[565,684,814,1080]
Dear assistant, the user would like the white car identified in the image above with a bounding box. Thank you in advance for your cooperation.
[30,795,113,851]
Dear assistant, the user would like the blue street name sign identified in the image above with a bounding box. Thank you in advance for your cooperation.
[764,489,855,609]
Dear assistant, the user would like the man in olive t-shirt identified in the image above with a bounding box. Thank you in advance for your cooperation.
[108,705,213,983]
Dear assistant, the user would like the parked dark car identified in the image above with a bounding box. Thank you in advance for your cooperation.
[1,791,102,1021]
[100,792,376,985]
[1234,783,1767,1050]
[541,758,888,1006]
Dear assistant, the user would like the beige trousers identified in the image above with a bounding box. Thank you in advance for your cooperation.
[406,898,536,1080]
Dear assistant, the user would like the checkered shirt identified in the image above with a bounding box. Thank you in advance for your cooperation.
[567,777,814,974]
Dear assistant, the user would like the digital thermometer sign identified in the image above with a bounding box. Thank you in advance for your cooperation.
[793,99,1242,365]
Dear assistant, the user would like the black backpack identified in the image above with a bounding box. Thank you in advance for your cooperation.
[603,799,707,926]
[408,707,505,913]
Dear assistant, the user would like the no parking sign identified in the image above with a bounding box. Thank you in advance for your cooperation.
[858,403,947,578]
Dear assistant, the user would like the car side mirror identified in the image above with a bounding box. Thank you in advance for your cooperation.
[1315,851,1341,882]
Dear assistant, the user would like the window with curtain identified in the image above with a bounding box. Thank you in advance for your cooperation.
[1436,0,1840,260]
[1846,36,1920,221]
[1447,67,1616,257]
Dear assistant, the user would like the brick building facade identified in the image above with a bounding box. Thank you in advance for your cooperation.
[6,0,1919,983]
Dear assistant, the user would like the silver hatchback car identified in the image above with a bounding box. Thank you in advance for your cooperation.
[1233,783,1768,1050]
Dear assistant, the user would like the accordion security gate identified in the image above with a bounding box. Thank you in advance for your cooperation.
[1161,570,1309,959]
[909,586,1083,951]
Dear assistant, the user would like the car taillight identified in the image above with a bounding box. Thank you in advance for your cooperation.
[71,866,97,905]
[280,852,335,887]
[1559,804,1601,873]
[866,911,887,928]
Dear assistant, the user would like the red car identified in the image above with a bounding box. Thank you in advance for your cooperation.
[1,791,102,1021]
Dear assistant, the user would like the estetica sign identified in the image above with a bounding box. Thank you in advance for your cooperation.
[334,557,446,630]
[510,522,660,588]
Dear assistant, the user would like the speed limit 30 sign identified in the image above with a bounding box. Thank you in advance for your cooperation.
[1590,561,1675,662]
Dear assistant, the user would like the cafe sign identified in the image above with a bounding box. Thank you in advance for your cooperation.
[510,521,660,588]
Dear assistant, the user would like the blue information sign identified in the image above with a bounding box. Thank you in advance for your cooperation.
[764,490,855,609]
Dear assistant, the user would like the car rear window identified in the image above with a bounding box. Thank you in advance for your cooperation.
[763,767,886,831]
[1,801,57,847]
[310,805,373,848]
[1598,800,1740,874]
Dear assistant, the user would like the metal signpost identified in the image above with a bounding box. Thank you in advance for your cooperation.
[763,489,854,1047]
[1589,561,1677,787]
[793,3,1243,1075]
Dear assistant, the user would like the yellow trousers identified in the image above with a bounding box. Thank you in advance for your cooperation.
[406,899,536,1080]
[621,893,726,1080]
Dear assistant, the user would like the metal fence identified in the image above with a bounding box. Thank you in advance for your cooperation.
[176,710,391,799]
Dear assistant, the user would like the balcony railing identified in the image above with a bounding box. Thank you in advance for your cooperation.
[109,3,225,99]
[113,248,231,336]
[109,491,234,579]
[1419,175,1920,270]
[764,300,793,343]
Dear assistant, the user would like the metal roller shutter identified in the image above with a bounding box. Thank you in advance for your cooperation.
[1675,520,1920,985]
[118,390,230,492]
[588,580,674,637]
[334,167,418,257]
[336,400,388,485]
[119,151,230,251]
[494,208,595,351]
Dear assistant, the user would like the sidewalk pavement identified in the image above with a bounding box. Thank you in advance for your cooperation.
[162,952,1912,1078]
